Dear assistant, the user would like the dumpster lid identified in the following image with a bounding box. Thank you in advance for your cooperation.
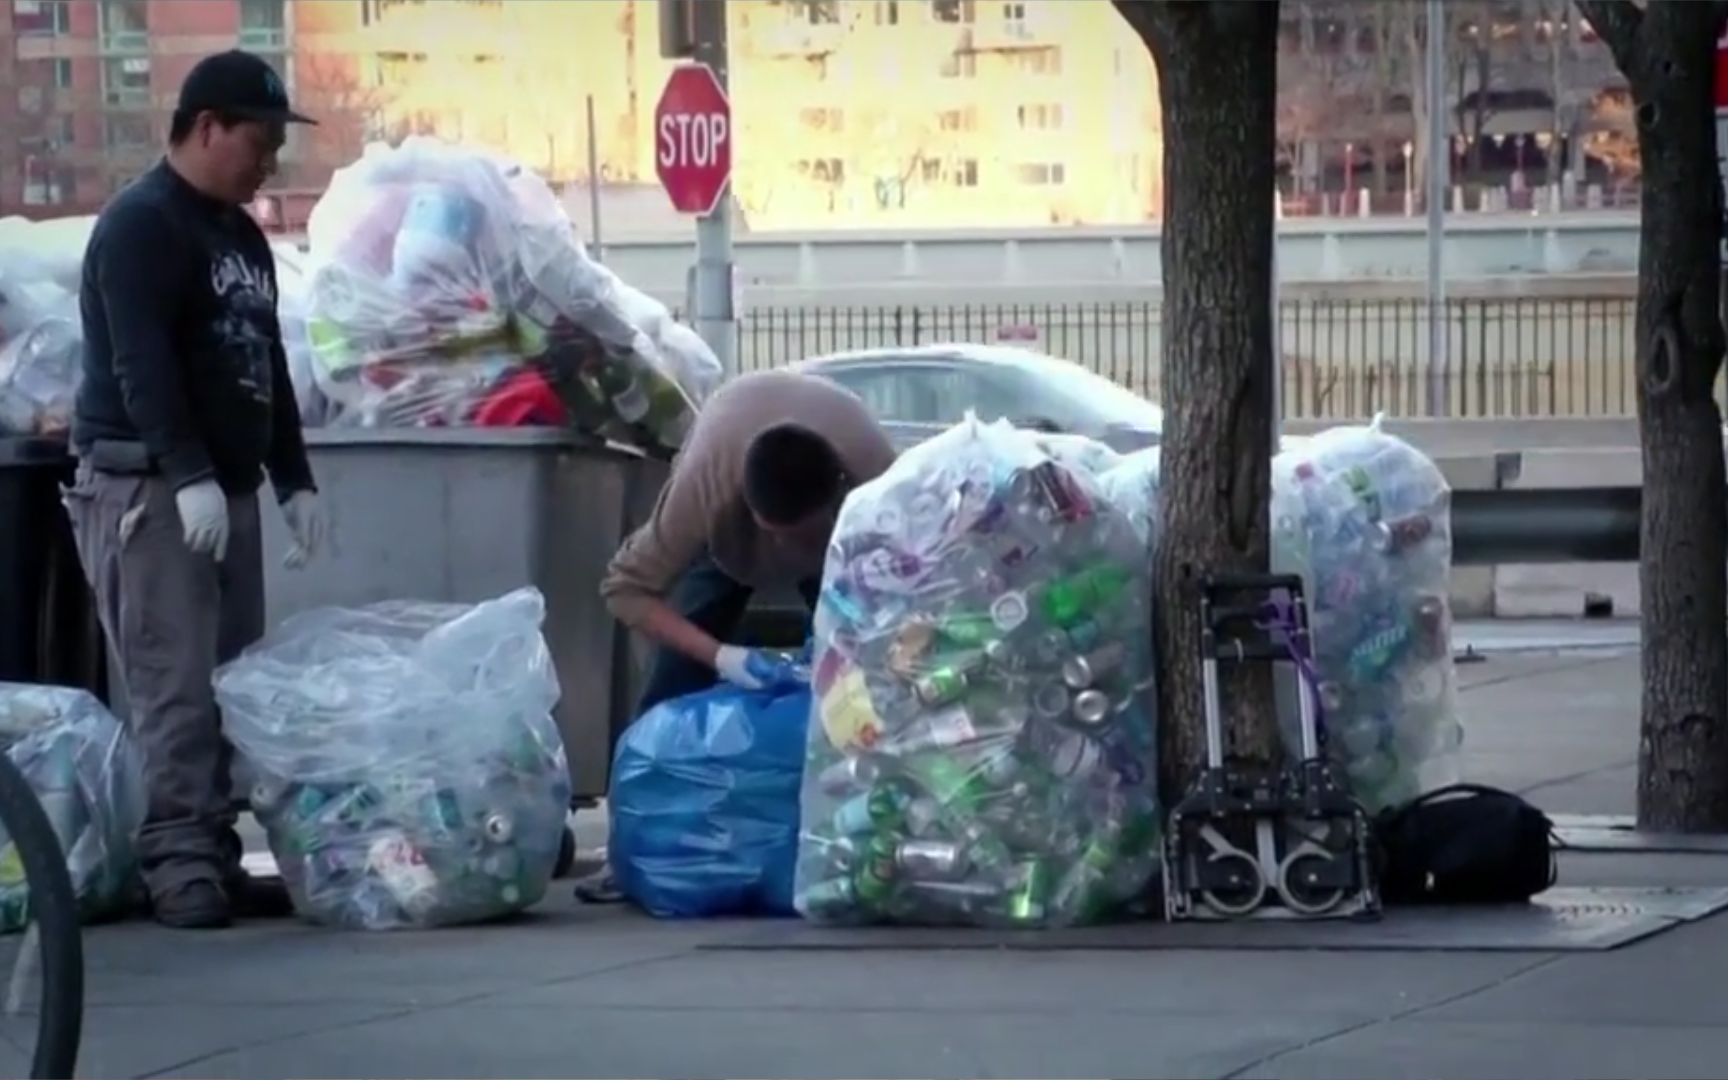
[0,436,73,468]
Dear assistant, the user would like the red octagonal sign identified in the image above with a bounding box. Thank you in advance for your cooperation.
[655,62,732,216]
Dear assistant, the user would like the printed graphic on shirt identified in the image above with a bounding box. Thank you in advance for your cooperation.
[207,249,278,405]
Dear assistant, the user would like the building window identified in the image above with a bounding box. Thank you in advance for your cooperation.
[920,158,942,183]
[1016,103,1063,130]
[1016,161,1066,185]
[874,0,899,25]
[12,0,73,36]
[932,0,975,23]
[238,0,287,49]
[799,0,841,24]
[360,0,495,24]
[103,56,152,108]
[799,157,846,184]
[99,0,149,50]
[1013,46,1062,75]
[951,158,979,187]
[16,111,73,149]
[938,106,977,132]
[799,107,844,132]
[1001,1,1026,19]
[52,58,73,89]
[939,50,977,78]
[105,112,154,149]
[22,162,76,207]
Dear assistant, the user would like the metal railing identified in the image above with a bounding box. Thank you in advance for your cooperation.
[732,296,1645,420]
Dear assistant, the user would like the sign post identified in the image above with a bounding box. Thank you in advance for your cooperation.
[655,49,736,376]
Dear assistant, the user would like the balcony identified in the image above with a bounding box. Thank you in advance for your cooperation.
[751,19,846,57]
[963,19,1047,51]
[104,86,151,108]
[238,27,287,50]
[100,30,150,54]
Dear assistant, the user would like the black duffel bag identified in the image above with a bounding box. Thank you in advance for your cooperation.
[1374,783,1558,905]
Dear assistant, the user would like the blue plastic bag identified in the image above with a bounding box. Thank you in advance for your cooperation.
[610,681,810,918]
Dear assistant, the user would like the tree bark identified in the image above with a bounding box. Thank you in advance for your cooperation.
[1576,0,1728,832]
[1112,0,1282,800]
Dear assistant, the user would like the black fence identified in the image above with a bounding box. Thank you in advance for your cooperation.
[728,296,1643,419]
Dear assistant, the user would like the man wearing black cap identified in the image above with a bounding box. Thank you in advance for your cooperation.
[64,50,324,929]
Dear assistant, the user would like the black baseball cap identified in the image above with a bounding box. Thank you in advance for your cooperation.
[176,49,316,126]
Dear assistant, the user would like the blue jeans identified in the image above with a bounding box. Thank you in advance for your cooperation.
[634,550,820,716]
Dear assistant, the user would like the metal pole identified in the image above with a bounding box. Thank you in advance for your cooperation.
[585,93,604,262]
[1425,0,1448,417]
[692,0,737,378]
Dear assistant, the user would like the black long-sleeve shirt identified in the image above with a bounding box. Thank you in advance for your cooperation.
[72,160,314,501]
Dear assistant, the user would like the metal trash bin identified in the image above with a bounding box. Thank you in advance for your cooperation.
[0,436,107,697]
[259,428,669,802]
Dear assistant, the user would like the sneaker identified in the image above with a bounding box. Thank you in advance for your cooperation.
[572,865,624,904]
[153,879,233,930]
[225,871,295,919]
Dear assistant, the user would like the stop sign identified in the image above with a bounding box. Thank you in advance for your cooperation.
[655,63,732,216]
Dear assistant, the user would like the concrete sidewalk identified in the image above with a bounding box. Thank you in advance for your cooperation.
[64,643,1728,1080]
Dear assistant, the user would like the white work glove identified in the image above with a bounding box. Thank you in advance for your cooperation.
[714,645,807,691]
[174,480,230,562]
[280,490,327,569]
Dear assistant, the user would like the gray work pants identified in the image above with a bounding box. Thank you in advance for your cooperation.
[61,461,263,900]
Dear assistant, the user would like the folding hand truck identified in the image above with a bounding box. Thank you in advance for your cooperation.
[1162,573,1380,921]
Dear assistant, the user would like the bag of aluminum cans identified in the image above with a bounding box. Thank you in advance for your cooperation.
[0,683,147,932]
[795,415,1161,928]
[1270,416,1463,813]
[610,680,810,918]
[213,587,572,930]
[300,136,718,451]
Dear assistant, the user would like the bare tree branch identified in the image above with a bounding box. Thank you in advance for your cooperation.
[1574,0,1641,67]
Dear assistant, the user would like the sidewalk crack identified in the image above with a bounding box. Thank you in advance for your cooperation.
[129,946,697,1080]
[1213,952,1566,1080]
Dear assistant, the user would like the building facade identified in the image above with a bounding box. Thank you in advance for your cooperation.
[2,0,1166,228]
[2,0,295,215]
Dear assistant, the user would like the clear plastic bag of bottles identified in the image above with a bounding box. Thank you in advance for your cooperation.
[1270,417,1463,813]
[212,587,572,930]
[300,136,719,452]
[1096,447,1162,551]
[795,415,1161,928]
[611,682,810,918]
[0,216,88,437]
[0,683,147,932]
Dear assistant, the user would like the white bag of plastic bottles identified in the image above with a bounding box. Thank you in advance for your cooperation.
[0,683,147,931]
[213,587,571,930]
[1096,447,1161,552]
[795,416,1160,928]
[299,136,718,452]
[0,216,87,437]
[1270,417,1463,813]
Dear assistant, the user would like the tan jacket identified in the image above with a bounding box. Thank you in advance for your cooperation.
[600,369,897,627]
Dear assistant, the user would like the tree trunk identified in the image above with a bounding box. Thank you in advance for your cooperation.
[1112,0,1282,800]
[1577,0,1728,832]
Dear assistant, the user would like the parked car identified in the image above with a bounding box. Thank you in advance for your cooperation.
[791,343,1164,453]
